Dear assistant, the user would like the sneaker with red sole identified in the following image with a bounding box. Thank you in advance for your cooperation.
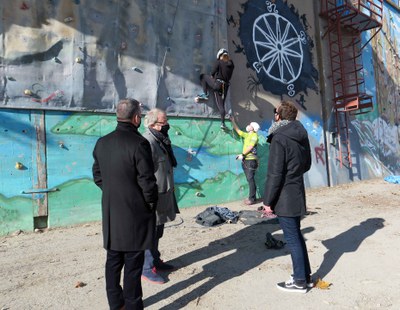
[141,267,165,284]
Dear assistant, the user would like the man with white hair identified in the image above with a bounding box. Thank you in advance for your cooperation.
[141,108,179,284]
[231,116,260,205]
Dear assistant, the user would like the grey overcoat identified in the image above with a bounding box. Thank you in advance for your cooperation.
[143,130,179,225]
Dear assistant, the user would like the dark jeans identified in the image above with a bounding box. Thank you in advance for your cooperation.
[278,216,311,283]
[106,249,145,310]
[200,74,229,123]
[242,159,258,202]
[143,224,164,272]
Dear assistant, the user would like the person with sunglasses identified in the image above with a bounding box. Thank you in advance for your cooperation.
[263,100,313,293]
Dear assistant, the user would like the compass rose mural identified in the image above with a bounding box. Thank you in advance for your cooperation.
[239,0,318,97]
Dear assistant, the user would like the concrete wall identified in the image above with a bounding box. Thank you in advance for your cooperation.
[0,0,228,116]
[227,0,328,188]
[1,0,399,235]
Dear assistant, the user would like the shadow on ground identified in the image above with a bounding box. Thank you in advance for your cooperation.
[144,220,314,309]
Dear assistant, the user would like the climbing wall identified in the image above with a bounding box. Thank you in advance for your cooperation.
[0,0,228,116]
[0,108,249,234]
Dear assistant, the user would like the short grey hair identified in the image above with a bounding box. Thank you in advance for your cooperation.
[116,98,141,120]
[144,108,165,128]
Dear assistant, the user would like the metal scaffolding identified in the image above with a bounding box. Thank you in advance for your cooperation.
[320,0,383,168]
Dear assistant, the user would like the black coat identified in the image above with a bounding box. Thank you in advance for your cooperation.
[92,122,158,251]
[263,121,311,217]
[211,59,234,82]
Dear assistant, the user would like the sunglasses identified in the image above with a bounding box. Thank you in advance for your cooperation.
[273,108,279,115]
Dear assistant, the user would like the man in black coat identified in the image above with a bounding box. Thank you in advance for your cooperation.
[263,100,312,294]
[92,98,158,309]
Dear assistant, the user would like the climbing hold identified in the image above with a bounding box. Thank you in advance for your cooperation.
[120,42,127,50]
[54,57,62,64]
[24,89,32,96]
[20,2,29,10]
[15,162,23,170]
[132,67,143,73]
[64,17,74,23]
[7,76,16,81]
[59,142,65,148]
[195,192,202,197]
[75,57,83,64]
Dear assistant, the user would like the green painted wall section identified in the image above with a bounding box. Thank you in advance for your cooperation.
[0,112,270,235]
[0,195,34,234]
[52,114,269,206]
[49,179,102,228]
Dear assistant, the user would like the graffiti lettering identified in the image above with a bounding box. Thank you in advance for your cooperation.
[315,143,325,165]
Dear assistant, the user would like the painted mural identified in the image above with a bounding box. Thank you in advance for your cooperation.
[0,108,272,235]
[238,0,318,100]
[0,0,228,116]
[1,1,400,235]
[230,0,325,187]
[351,1,400,175]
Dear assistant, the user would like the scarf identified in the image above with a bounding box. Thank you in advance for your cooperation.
[267,120,291,143]
[149,128,177,168]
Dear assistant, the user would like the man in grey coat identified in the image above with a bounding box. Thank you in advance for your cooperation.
[263,100,312,294]
[141,108,179,284]
[92,98,158,309]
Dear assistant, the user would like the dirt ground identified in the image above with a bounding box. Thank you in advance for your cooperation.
[1,178,400,310]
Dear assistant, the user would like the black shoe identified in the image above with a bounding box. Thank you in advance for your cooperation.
[154,260,175,271]
[276,279,307,293]
[220,123,228,130]
[287,275,314,288]
[265,232,285,249]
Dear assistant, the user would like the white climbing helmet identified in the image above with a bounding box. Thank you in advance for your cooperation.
[217,48,228,59]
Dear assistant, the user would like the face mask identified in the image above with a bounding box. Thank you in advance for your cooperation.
[246,125,252,132]
[160,124,170,135]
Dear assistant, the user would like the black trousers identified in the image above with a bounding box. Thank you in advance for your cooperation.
[200,74,229,123]
[242,159,258,202]
[106,249,145,310]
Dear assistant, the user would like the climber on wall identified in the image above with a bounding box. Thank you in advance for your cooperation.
[195,48,235,130]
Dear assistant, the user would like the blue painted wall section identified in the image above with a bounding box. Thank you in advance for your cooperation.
[333,1,400,179]
[1,109,263,234]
